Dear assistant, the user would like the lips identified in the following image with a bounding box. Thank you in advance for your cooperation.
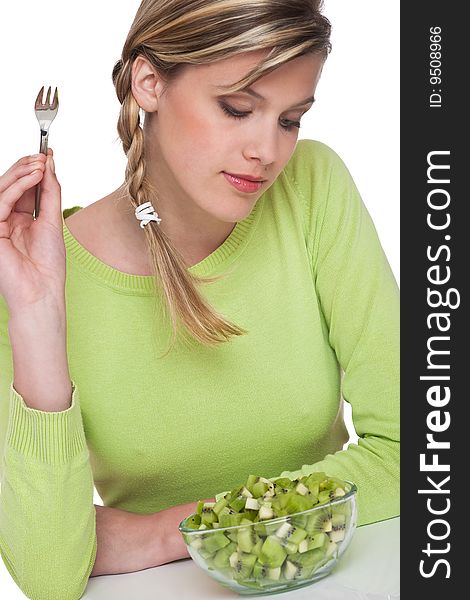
[223,172,265,193]
[223,172,266,182]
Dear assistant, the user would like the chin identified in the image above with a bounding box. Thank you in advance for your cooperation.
[218,201,258,223]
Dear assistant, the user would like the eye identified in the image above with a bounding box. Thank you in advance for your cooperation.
[218,102,301,132]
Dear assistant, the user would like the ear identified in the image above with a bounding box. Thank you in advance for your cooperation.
[131,55,165,112]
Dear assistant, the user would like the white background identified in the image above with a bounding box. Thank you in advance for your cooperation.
[0,1,399,596]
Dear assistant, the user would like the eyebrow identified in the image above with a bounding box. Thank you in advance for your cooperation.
[215,85,315,108]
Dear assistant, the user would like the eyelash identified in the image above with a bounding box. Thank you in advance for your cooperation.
[219,102,301,132]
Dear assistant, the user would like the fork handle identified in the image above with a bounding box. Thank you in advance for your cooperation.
[32,129,49,220]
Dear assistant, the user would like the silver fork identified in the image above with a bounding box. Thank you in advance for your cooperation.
[32,86,59,220]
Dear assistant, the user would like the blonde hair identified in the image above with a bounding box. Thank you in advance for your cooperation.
[112,0,331,356]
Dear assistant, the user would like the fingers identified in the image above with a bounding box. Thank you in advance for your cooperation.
[0,149,59,223]
[0,154,50,222]
[0,154,47,194]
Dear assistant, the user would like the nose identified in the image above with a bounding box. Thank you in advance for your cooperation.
[242,124,278,168]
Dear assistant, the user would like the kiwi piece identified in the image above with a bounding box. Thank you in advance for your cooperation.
[228,495,246,512]
[253,522,269,537]
[295,481,310,496]
[226,530,239,543]
[252,559,279,585]
[258,535,288,569]
[251,537,263,557]
[185,514,201,529]
[219,512,244,528]
[203,531,231,554]
[245,475,258,494]
[290,513,308,529]
[199,546,217,560]
[284,493,314,514]
[326,476,348,491]
[252,480,269,498]
[252,559,269,580]
[212,497,229,516]
[288,548,325,577]
[258,503,274,520]
[306,507,333,534]
[201,507,218,526]
[324,540,339,561]
[231,551,258,580]
[275,522,308,546]
[318,489,337,504]
[266,566,281,580]
[211,541,237,570]
[298,531,328,553]
[283,559,300,580]
[329,513,346,543]
[238,526,262,553]
[283,540,299,555]
[240,510,256,522]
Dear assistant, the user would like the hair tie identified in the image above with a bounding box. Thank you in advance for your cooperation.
[135,201,162,228]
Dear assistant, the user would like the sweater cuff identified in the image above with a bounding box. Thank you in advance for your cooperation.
[5,379,88,465]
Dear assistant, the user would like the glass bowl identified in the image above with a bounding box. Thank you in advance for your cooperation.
[179,480,357,596]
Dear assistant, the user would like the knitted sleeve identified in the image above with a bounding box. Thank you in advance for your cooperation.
[0,295,97,599]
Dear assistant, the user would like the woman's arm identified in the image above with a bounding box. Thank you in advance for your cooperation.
[275,141,400,527]
[91,498,215,576]
[0,297,96,600]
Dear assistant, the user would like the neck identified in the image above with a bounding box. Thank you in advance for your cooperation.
[104,185,236,268]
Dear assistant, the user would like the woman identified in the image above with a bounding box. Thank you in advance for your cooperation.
[0,1,399,598]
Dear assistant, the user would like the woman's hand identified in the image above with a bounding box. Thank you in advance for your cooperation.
[0,148,66,314]
[90,498,216,577]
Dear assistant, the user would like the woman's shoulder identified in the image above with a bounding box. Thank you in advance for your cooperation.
[62,202,99,253]
[285,138,350,185]
[63,198,110,235]
[281,139,356,229]
[62,201,110,265]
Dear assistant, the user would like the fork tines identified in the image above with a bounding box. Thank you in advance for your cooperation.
[35,86,59,111]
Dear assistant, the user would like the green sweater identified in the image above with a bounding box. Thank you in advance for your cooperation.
[0,139,399,599]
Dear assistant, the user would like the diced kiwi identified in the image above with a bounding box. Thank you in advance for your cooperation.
[203,530,231,554]
[245,475,258,493]
[212,497,229,515]
[228,495,246,512]
[185,514,201,529]
[231,551,258,579]
[238,526,261,553]
[201,506,218,526]
[211,541,237,570]
[275,522,308,546]
[306,507,333,534]
[182,472,352,590]
[298,532,328,553]
[329,513,347,542]
[258,536,288,568]
[252,480,269,498]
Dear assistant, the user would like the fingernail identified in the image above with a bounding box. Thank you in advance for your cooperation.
[49,156,55,173]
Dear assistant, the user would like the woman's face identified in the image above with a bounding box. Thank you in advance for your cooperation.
[137,50,324,225]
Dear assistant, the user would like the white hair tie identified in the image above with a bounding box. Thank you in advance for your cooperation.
[135,201,162,228]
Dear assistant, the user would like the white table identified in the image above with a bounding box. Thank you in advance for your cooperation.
[82,517,400,600]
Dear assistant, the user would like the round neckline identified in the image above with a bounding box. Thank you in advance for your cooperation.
[62,196,265,294]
